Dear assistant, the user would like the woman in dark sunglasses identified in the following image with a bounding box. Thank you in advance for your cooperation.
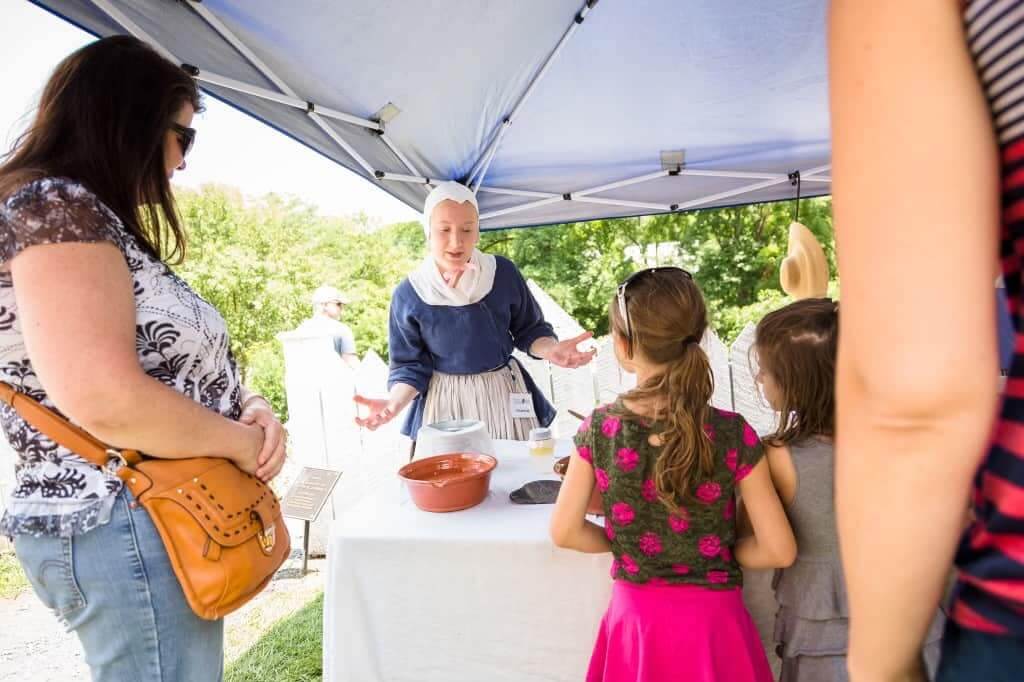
[169,122,196,169]
[0,35,284,681]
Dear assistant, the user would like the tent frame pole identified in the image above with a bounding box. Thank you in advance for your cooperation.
[378,134,430,194]
[92,0,429,184]
[574,170,672,198]
[677,169,830,183]
[197,73,383,130]
[477,187,561,199]
[573,196,673,212]
[377,165,832,222]
[477,165,831,222]
[466,0,599,191]
[673,164,831,213]
[183,0,398,178]
[90,0,175,62]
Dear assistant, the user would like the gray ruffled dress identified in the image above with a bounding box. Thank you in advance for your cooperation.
[772,438,945,681]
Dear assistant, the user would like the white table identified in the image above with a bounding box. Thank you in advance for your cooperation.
[324,439,612,682]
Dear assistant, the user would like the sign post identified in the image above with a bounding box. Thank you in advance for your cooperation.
[281,466,342,575]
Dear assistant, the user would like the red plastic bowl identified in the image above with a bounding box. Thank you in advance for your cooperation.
[399,452,498,512]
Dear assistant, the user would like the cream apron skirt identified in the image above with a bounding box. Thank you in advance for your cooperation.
[421,360,539,441]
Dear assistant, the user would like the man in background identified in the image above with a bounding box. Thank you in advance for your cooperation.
[298,285,358,369]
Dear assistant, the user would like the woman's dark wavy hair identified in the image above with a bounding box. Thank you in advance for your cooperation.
[0,35,202,262]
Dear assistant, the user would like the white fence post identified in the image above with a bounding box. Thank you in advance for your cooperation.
[702,329,733,412]
[277,330,410,556]
[727,323,778,436]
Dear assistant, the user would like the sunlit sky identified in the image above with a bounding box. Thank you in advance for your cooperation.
[0,0,420,225]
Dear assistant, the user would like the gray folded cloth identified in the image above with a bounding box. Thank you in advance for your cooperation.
[509,480,562,504]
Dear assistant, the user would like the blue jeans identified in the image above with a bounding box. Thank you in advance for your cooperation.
[14,489,223,681]
[937,620,1024,682]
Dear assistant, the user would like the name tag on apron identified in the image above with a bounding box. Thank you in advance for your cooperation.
[510,393,536,419]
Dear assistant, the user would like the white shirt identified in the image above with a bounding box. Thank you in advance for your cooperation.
[296,315,357,356]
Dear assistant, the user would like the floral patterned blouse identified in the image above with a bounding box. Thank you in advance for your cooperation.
[574,399,764,588]
[0,177,243,538]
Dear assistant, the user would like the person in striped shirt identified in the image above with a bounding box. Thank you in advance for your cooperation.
[830,1,1024,680]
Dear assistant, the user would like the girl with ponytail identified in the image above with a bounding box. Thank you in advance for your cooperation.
[551,267,796,682]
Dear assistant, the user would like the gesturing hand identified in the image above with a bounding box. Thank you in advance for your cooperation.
[546,332,597,369]
[354,394,399,430]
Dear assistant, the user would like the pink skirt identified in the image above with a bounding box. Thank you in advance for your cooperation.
[587,581,773,682]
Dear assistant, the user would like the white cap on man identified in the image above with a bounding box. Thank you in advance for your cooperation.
[311,285,350,306]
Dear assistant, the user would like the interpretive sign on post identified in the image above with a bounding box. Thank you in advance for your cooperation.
[282,466,342,575]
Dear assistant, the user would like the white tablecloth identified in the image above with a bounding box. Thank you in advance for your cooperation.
[324,439,613,682]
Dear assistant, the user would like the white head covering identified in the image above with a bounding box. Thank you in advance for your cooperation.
[409,180,495,306]
[421,181,479,236]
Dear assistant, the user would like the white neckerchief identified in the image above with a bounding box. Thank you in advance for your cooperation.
[407,249,497,307]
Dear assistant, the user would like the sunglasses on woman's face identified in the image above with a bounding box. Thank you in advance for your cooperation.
[170,122,196,157]
[616,266,693,354]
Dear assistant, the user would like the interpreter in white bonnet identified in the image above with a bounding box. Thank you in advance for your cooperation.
[408,181,497,306]
[420,180,477,235]
[353,180,596,446]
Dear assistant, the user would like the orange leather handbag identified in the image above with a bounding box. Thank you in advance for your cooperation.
[0,383,290,620]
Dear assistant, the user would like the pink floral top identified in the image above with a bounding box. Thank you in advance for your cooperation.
[574,399,763,589]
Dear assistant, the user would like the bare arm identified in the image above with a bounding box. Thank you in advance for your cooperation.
[734,458,797,569]
[736,443,797,537]
[550,448,611,553]
[831,1,1000,679]
[12,241,264,474]
[766,444,798,506]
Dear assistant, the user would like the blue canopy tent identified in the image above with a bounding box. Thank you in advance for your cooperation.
[27,0,832,230]
[23,0,1020,369]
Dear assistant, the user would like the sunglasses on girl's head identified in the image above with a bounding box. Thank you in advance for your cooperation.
[616,266,693,353]
[170,122,196,157]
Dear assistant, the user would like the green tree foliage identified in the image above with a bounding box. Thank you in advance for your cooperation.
[173,186,834,419]
[172,185,421,418]
[481,197,835,339]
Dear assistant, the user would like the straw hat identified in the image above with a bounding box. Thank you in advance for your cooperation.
[779,221,829,299]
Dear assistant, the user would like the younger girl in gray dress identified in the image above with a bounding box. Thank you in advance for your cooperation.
[752,298,943,681]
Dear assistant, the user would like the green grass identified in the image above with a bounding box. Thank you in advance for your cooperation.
[0,551,29,600]
[225,592,324,682]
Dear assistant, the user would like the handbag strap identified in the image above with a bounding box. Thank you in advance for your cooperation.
[0,382,141,468]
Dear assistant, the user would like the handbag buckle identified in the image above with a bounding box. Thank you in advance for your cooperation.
[251,511,276,554]
[104,449,127,473]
